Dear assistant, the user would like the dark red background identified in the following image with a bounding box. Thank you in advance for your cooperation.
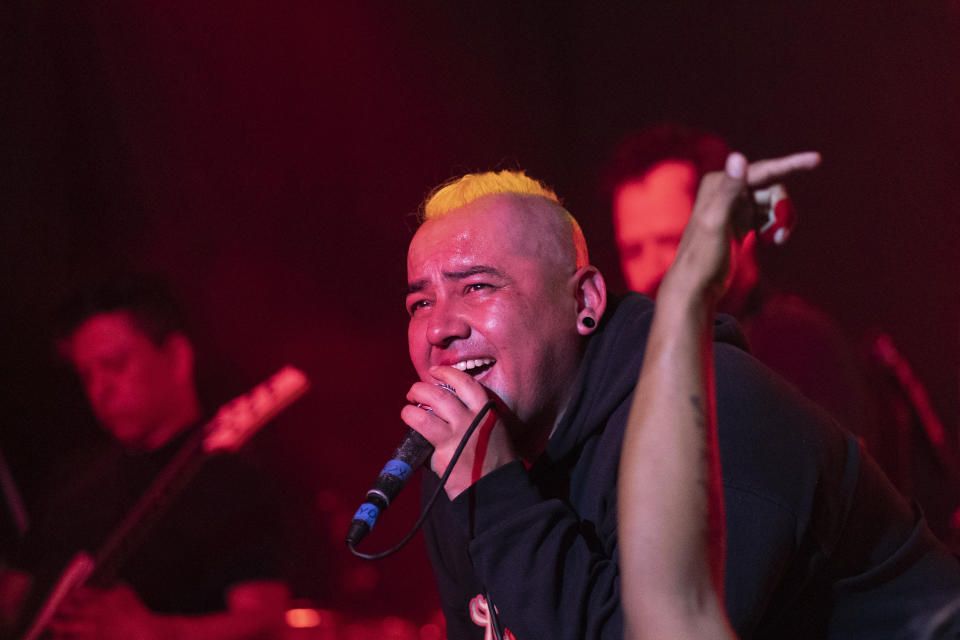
[3,0,958,622]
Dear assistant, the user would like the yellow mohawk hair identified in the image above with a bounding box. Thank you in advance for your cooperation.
[420,170,589,267]
[422,170,560,220]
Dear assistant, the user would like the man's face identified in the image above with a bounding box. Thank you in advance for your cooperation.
[613,160,697,294]
[64,311,186,447]
[405,195,583,430]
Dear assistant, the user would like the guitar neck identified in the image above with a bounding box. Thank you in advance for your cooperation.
[89,426,210,586]
[14,365,309,640]
[14,428,213,640]
[92,365,308,584]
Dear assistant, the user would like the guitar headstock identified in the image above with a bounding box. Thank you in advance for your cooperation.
[203,365,310,454]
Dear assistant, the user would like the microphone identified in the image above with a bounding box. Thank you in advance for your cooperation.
[754,184,797,245]
[345,427,434,547]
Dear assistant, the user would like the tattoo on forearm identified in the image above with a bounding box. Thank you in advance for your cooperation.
[689,395,705,433]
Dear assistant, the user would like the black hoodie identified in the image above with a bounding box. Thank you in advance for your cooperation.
[422,293,960,639]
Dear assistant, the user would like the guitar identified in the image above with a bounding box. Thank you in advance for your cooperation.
[15,365,309,640]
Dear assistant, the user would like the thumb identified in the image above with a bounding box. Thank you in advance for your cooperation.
[694,151,748,207]
[689,151,749,233]
[723,152,756,238]
[725,151,747,183]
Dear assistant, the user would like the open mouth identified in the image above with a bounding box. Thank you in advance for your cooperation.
[452,358,496,378]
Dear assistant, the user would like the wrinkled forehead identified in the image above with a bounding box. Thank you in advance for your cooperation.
[63,310,163,368]
[67,311,138,349]
[407,194,574,274]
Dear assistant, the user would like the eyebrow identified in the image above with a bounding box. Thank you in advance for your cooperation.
[406,265,508,295]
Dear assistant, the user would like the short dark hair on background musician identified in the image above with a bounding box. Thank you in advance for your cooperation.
[54,274,190,347]
[602,122,729,198]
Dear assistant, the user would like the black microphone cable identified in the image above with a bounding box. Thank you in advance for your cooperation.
[347,399,496,560]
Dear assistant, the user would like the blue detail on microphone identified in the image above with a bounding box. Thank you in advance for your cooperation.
[345,427,434,548]
[382,459,413,482]
[353,503,380,529]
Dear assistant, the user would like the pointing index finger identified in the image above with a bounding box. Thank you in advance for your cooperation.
[747,151,821,188]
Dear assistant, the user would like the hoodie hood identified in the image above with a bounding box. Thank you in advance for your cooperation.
[546,292,748,461]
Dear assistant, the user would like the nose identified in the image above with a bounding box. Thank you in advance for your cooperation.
[426,299,470,348]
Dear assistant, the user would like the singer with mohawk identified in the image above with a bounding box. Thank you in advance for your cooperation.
[399,159,960,639]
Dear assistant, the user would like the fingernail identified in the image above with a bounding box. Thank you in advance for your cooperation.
[726,152,747,180]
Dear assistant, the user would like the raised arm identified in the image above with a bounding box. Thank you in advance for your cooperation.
[618,151,820,640]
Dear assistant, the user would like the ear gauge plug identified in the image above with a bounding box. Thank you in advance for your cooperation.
[582,316,596,329]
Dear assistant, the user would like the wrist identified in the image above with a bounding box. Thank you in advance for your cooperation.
[653,287,716,329]
[659,266,720,309]
[442,453,519,500]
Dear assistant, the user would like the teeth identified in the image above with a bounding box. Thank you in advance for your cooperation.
[452,358,495,372]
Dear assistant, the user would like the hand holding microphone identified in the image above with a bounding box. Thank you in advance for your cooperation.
[347,372,505,552]
[401,367,517,500]
[753,183,796,245]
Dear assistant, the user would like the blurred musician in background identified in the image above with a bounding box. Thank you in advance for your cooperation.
[0,275,290,640]
[603,123,880,460]
[604,123,960,546]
